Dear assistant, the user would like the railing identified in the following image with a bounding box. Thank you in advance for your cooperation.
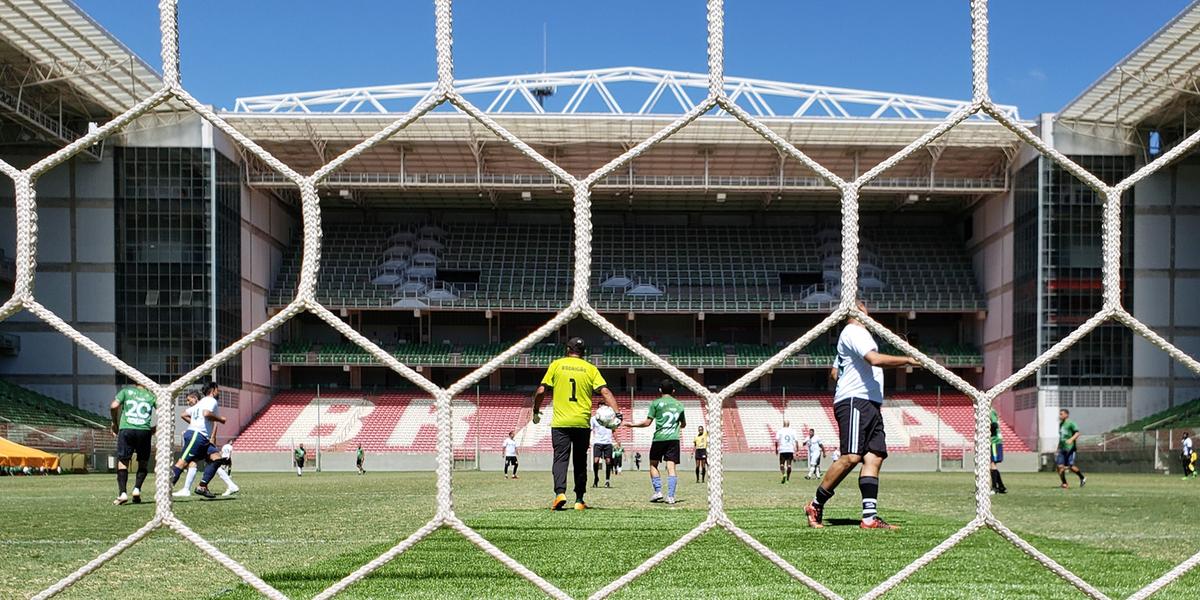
[272,349,983,369]
[0,85,102,160]
[247,170,1007,192]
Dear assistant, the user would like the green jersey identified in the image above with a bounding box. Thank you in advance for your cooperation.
[115,386,156,431]
[990,409,1002,445]
[1059,420,1079,452]
[613,447,624,459]
[356,448,364,461]
[295,448,307,462]
[646,395,685,442]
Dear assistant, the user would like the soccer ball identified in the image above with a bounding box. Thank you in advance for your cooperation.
[595,405,620,428]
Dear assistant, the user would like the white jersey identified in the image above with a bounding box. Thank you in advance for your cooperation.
[591,416,614,445]
[776,427,798,454]
[1184,437,1194,457]
[804,435,823,460]
[185,396,219,438]
[220,443,233,459]
[503,437,518,457]
[834,323,885,404]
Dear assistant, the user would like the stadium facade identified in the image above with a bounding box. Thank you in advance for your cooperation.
[0,0,1197,454]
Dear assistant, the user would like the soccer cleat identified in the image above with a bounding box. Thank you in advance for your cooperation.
[171,489,191,498]
[650,492,664,503]
[803,501,824,529]
[194,486,216,499]
[551,493,568,511]
[1079,477,1087,488]
[780,476,787,484]
[574,501,588,511]
[605,481,611,488]
[860,517,899,530]
[1060,483,1069,489]
[221,484,240,497]
[113,493,129,506]
[997,487,1008,494]
[665,496,676,505]
[131,488,142,504]
[512,475,519,479]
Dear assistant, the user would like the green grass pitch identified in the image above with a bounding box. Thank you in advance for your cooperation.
[2,470,1198,599]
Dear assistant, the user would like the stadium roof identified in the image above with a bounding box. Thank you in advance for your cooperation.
[232,66,1020,121]
[0,0,161,115]
[0,0,162,157]
[1058,0,1200,127]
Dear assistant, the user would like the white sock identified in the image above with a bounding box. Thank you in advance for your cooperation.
[183,466,197,490]
[296,466,302,476]
[217,466,237,488]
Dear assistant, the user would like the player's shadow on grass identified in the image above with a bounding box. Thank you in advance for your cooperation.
[825,517,867,526]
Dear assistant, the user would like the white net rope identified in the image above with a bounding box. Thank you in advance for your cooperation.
[9,0,1200,598]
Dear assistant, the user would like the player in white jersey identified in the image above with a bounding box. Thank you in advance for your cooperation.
[170,382,238,499]
[1182,432,1196,480]
[776,420,799,484]
[804,427,825,480]
[503,431,520,479]
[805,300,919,530]
[591,414,616,488]
[218,441,239,496]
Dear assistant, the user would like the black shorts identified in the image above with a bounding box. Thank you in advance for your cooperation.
[614,455,623,466]
[778,452,794,463]
[296,458,306,468]
[835,398,888,458]
[593,443,613,460]
[505,456,518,465]
[116,429,152,463]
[649,440,681,463]
[695,448,708,461]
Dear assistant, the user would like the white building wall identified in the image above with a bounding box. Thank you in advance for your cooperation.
[0,152,118,410]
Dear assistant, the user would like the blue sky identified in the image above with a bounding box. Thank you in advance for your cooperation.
[77,1,1191,117]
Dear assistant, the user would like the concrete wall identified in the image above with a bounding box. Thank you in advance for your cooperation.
[230,451,1041,473]
[0,152,117,413]
[970,184,1018,438]
[1131,156,1200,418]
[235,179,295,433]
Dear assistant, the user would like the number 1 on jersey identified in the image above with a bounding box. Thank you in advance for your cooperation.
[569,378,577,401]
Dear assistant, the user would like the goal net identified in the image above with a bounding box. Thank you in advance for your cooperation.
[9,1,1199,598]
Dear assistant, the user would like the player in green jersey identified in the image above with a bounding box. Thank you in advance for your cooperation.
[990,408,1007,494]
[532,337,621,511]
[1055,409,1086,489]
[626,379,686,505]
[110,384,156,505]
[294,444,307,477]
[356,444,365,475]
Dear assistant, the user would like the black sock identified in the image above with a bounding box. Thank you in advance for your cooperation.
[117,468,129,495]
[593,462,600,484]
[696,465,700,480]
[814,485,834,508]
[990,469,998,490]
[171,465,182,485]
[993,470,1005,490]
[701,466,706,481]
[1059,470,1067,484]
[200,461,220,487]
[786,466,792,480]
[504,463,509,475]
[512,463,518,476]
[135,467,148,490]
[1076,470,1085,481]
[859,476,880,521]
[605,463,611,481]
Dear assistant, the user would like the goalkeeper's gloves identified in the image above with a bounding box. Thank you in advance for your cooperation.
[532,410,542,424]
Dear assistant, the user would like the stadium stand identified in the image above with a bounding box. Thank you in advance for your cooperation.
[0,379,107,430]
[234,390,1028,459]
[268,223,984,313]
[273,339,983,368]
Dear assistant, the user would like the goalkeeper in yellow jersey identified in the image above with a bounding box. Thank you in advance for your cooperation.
[533,337,621,511]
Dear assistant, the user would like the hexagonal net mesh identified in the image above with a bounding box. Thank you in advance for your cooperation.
[8,1,1200,599]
